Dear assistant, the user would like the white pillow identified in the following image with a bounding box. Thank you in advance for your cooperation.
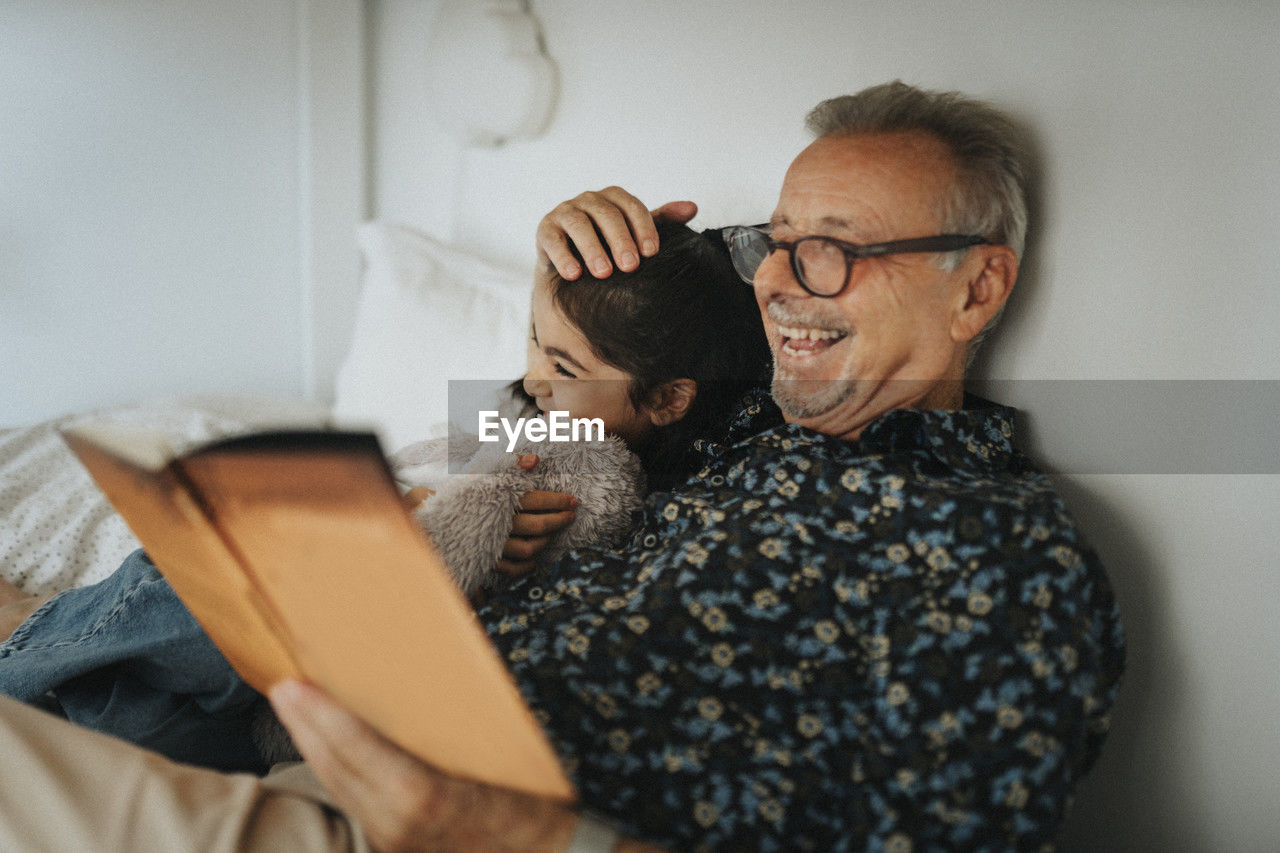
[333,223,534,453]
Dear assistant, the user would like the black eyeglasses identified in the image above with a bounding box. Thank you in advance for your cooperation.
[722,224,991,298]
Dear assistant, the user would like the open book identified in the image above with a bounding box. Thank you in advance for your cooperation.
[61,423,576,803]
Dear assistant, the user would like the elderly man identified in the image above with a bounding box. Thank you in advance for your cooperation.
[0,82,1123,852]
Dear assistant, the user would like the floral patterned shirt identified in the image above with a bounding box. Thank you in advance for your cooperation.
[478,391,1126,851]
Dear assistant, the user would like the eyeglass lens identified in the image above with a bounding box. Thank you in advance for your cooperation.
[728,229,768,284]
[728,229,846,294]
[794,239,847,294]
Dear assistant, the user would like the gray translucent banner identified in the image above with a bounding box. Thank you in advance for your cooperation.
[971,380,1280,475]
[446,379,1280,475]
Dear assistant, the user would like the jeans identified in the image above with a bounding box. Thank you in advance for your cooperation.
[0,550,270,773]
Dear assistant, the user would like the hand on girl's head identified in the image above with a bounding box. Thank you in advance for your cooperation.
[534,187,697,280]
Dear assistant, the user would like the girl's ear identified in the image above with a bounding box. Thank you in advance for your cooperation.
[646,379,698,427]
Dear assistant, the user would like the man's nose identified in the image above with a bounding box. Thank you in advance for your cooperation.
[753,249,808,302]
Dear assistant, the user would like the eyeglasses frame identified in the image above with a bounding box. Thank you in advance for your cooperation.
[724,224,992,298]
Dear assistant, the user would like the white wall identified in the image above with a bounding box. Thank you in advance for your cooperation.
[0,0,304,426]
[374,1,1280,849]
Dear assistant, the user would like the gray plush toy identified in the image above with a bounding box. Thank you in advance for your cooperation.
[393,431,646,595]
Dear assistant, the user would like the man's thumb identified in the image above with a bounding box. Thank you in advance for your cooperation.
[651,200,697,224]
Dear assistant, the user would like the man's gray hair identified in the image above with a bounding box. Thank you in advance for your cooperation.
[806,82,1030,359]
[806,81,1028,258]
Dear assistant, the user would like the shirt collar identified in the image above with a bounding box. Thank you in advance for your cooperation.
[855,393,1020,475]
[710,389,1022,476]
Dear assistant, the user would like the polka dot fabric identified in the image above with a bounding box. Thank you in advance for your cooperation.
[0,398,329,595]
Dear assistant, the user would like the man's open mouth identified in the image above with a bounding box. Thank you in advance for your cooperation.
[776,324,849,358]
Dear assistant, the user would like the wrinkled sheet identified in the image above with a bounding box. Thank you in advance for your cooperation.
[0,396,329,595]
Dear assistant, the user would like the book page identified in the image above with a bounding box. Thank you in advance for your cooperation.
[61,429,299,691]
[178,433,575,802]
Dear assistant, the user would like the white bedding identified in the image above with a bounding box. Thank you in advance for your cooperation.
[0,395,330,595]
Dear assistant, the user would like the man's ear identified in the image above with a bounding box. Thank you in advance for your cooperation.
[646,379,698,427]
[951,245,1018,343]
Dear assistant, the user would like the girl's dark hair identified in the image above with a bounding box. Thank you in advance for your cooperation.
[546,221,772,492]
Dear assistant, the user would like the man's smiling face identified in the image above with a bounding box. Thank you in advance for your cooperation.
[754,131,974,438]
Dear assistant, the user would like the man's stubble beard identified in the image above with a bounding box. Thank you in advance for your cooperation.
[763,301,859,420]
[769,360,858,420]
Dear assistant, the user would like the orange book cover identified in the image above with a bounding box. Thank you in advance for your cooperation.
[61,424,575,803]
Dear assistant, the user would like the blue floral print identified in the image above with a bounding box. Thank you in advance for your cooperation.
[479,391,1125,851]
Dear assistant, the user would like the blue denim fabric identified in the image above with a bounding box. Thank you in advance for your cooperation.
[0,550,269,773]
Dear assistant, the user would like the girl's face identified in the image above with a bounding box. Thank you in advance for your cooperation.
[522,277,655,446]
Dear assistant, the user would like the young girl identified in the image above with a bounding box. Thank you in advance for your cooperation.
[0,221,771,773]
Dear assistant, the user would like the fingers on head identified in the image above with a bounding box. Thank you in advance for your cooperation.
[563,203,625,277]
[559,188,657,275]
[536,217,584,280]
[599,186,659,260]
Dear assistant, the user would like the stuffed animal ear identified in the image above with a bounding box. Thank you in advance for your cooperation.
[645,379,697,427]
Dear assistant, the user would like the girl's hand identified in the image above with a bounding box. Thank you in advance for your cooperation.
[535,187,697,281]
[497,456,578,577]
[401,487,435,511]
[497,490,577,577]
